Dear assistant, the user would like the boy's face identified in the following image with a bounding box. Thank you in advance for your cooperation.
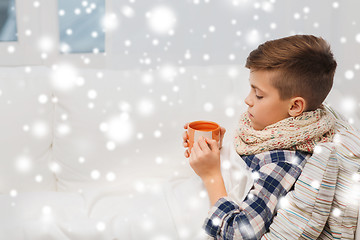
[245,69,291,130]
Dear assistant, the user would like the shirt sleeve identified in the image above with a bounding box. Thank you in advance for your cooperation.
[202,150,309,240]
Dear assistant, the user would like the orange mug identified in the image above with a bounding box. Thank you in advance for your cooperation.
[187,120,221,153]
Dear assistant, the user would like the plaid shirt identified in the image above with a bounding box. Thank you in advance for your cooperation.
[203,150,310,240]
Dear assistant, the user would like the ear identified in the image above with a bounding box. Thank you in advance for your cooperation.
[288,97,306,117]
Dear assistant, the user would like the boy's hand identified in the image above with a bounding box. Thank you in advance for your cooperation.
[188,137,221,181]
[182,123,226,158]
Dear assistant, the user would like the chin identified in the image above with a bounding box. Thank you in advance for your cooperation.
[250,122,257,130]
[251,122,263,131]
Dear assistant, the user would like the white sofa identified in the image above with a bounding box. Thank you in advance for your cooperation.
[0,65,251,239]
[1,65,359,239]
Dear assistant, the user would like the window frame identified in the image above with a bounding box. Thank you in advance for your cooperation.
[0,0,42,66]
[0,0,112,68]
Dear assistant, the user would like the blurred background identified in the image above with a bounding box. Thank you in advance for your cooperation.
[0,0,359,176]
[0,2,359,238]
[1,0,359,116]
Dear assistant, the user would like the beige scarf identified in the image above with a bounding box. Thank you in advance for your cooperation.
[234,105,335,155]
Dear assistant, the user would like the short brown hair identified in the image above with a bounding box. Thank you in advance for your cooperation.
[245,35,337,111]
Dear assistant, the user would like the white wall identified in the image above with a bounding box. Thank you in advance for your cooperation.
[0,0,359,142]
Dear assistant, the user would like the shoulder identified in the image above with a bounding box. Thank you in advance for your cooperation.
[241,149,311,171]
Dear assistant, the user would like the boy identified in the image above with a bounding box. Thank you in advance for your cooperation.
[182,35,337,239]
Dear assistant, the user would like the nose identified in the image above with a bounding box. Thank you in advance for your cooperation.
[244,94,253,107]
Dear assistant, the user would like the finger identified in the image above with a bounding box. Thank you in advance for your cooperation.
[220,127,226,147]
[183,141,189,147]
[184,150,189,158]
[182,131,188,142]
[198,137,210,152]
[189,146,196,159]
[205,138,219,151]
[220,127,226,136]
[192,141,202,156]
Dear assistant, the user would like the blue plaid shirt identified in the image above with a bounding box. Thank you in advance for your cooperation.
[203,150,310,240]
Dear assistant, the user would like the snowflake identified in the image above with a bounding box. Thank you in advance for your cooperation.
[146,6,176,34]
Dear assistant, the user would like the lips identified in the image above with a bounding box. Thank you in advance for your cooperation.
[248,111,254,118]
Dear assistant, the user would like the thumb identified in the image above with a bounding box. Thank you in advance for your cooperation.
[220,127,226,136]
[205,138,219,150]
[220,127,226,146]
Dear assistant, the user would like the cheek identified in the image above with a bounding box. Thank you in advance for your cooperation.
[261,101,288,122]
[255,101,271,113]
[255,101,278,120]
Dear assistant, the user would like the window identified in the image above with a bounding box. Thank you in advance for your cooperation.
[58,0,105,54]
[0,0,106,67]
[0,0,17,42]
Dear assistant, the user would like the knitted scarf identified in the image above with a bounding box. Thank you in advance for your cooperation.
[234,105,335,155]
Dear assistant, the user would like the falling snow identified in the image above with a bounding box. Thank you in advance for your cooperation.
[146,6,176,34]
[1,1,360,239]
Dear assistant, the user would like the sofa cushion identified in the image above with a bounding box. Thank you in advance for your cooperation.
[51,67,186,191]
[51,65,248,192]
[0,67,56,193]
[0,188,179,240]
